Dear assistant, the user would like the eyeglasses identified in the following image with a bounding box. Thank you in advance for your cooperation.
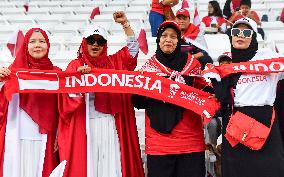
[86,36,107,46]
[231,28,253,38]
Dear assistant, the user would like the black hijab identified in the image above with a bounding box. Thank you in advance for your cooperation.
[146,23,190,134]
[213,24,258,114]
[155,23,188,71]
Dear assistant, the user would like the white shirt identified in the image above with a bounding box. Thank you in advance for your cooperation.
[234,50,284,107]
[19,109,42,140]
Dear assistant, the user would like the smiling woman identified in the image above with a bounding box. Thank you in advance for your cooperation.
[0,28,60,177]
[159,28,178,54]
[28,30,48,59]
[132,21,207,177]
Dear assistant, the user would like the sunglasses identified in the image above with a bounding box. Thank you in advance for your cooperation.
[231,28,253,38]
[86,36,107,46]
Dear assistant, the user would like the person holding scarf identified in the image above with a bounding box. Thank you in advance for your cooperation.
[57,11,144,177]
[0,28,60,177]
[132,21,206,177]
[209,17,284,177]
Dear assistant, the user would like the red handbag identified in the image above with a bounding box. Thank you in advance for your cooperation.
[225,110,275,150]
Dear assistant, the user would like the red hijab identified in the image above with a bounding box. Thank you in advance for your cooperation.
[9,28,59,133]
[77,38,122,114]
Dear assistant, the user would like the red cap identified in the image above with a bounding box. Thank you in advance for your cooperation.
[157,20,181,35]
[176,8,190,17]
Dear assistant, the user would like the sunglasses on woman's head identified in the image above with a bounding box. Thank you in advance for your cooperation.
[86,36,107,46]
[231,28,253,38]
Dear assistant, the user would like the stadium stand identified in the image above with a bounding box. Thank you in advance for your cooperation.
[0,1,283,176]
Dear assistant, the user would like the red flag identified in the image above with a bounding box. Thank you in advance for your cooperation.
[90,7,100,20]
[137,28,148,55]
[193,7,201,26]
[23,1,29,12]
[280,7,284,23]
[181,0,189,9]
[7,30,24,58]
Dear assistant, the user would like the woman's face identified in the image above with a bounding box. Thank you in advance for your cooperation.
[208,3,214,15]
[232,24,253,50]
[159,28,178,54]
[28,31,48,59]
[86,34,105,58]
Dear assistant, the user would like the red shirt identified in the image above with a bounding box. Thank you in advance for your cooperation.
[182,23,200,40]
[151,0,165,15]
[230,11,260,24]
[201,16,227,27]
[145,109,205,155]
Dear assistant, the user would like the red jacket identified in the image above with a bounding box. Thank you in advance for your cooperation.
[58,47,144,177]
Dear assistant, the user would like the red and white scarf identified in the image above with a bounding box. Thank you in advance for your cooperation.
[3,68,220,125]
[141,55,201,84]
[202,57,284,81]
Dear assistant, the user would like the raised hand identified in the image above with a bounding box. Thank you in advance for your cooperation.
[113,11,128,25]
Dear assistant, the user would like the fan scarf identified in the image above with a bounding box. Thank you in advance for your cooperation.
[2,68,219,125]
[202,57,284,81]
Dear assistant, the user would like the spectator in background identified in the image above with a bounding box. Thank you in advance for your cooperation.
[228,0,265,39]
[201,1,227,33]
[223,0,241,19]
[149,0,179,37]
[175,8,213,69]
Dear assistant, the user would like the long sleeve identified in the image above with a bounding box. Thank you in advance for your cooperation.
[109,46,138,71]
[126,36,139,58]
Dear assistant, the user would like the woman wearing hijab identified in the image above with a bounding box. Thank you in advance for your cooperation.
[132,21,206,177]
[209,17,284,177]
[57,11,144,177]
[0,28,60,177]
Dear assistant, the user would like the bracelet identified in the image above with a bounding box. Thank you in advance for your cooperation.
[122,21,130,29]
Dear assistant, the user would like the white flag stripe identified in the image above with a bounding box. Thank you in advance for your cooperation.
[16,71,59,81]
[49,160,67,177]
[18,79,59,90]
